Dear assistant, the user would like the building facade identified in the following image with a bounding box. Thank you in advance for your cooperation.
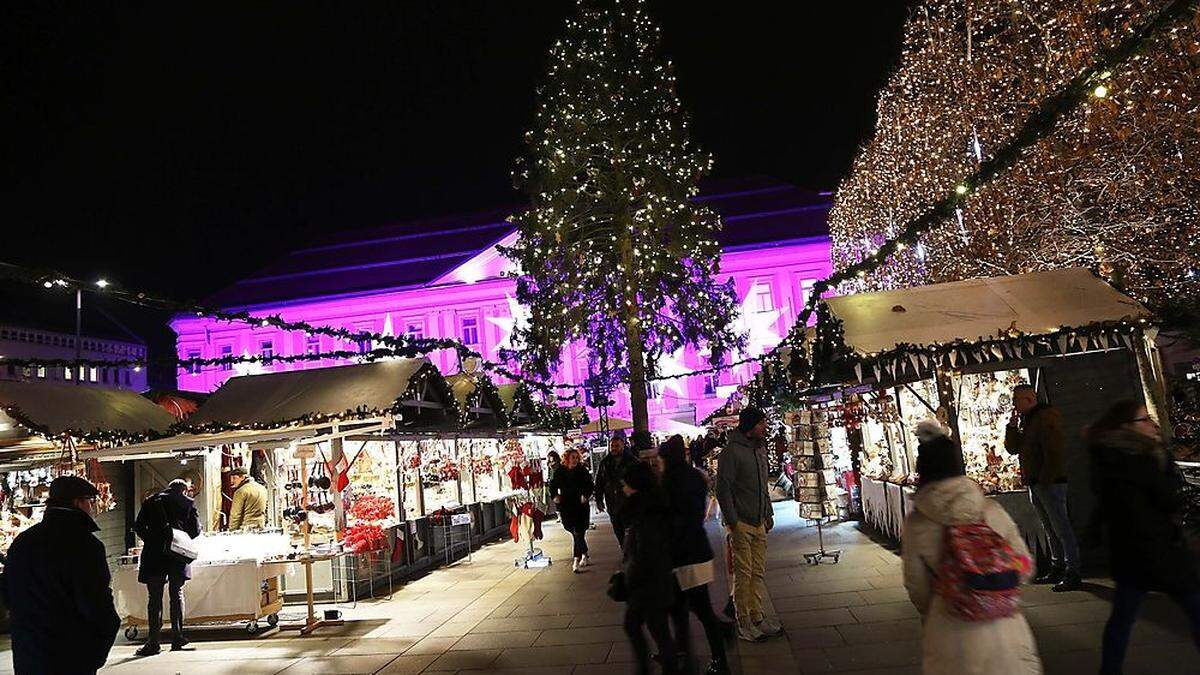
[0,325,148,390]
[173,179,833,429]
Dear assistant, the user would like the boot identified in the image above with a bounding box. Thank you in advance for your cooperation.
[1053,570,1083,592]
[1034,566,1063,585]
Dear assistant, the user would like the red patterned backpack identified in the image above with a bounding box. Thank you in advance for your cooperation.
[934,522,1031,621]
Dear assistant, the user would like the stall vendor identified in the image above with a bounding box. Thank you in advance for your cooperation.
[228,468,268,531]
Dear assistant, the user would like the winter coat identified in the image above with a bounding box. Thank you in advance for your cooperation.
[549,464,594,532]
[1004,404,1067,486]
[662,460,714,568]
[1089,429,1199,593]
[901,476,1042,675]
[3,506,121,675]
[229,477,268,531]
[620,489,676,610]
[595,449,637,517]
[715,429,772,528]
[135,489,203,583]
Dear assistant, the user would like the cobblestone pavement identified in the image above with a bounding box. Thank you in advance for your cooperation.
[0,502,1197,673]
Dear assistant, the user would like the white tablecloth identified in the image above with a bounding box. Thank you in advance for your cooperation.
[114,560,292,621]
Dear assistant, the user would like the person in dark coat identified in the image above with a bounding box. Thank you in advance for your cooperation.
[1005,384,1081,591]
[595,432,638,547]
[660,435,730,675]
[1088,400,1200,674]
[3,476,120,675]
[134,478,203,655]
[620,460,679,675]
[549,447,594,573]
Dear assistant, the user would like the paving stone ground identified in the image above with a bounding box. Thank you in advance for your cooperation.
[0,502,1197,674]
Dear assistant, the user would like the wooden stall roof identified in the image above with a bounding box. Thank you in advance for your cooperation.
[824,268,1151,357]
[187,358,437,427]
[0,380,176,438]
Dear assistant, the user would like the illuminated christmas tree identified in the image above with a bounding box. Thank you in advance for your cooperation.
[501,0,743,433]
[829,0,1199,308]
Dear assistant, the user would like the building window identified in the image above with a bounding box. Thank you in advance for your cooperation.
[220,344,233,371]
[260,340,274,360]
[89,366,99,382]
[36,366,46,379]
[63,366,72,380]
[702,374,718,397]
[123,370,131,386]
[5,364,13,377]
[751,281,774,312]
[305,336,321,355]
[356,337,372,353]
[187,350,202,375]
[460,316,479,346]
[101,368,109,383]
[405,321,424,341]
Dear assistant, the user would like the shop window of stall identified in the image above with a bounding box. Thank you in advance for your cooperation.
[949,369,1028,494]
[895,378,939,477]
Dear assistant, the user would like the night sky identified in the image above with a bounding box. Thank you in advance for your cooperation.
[4,2,913,303]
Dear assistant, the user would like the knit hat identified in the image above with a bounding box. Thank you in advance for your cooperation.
[737,407,767,433]
[914,419,950,443]
[47,475,100,507]
[622,460,658,493]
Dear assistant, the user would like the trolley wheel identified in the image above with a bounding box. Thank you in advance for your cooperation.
[267,613,279,627]
[247,620,259,634]
[124,626,139,640]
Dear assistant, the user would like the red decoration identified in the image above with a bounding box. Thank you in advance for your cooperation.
[345,523,388,553]
[349,495,393,522]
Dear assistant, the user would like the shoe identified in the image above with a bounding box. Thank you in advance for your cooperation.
[705,657,731,675]
[737,619,767,643]
[580,554,590,568]
[135,643,161,657]
[1052,571,1083,592]
[1034,567,1063,585]
[171,637,192,651]
[754,615,784,637]
[572,557,582,573]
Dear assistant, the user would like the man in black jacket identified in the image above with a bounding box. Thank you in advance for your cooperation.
[594,431,638,547]
[134,478,202,655]
[3,476,120,674]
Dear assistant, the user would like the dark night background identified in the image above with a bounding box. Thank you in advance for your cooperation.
[2,2,913,384]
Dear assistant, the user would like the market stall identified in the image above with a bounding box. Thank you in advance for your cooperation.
[805,268,1165,556]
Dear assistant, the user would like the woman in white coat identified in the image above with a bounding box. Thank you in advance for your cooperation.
[901,420,1043,675]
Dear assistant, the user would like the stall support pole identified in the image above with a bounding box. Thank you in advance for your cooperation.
[283,450,343,636]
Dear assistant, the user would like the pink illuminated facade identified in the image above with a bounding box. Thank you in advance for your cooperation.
[173,179,833,430]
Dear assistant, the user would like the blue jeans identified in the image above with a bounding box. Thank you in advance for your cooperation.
[1101,583,1200,673]
[1030,483,1080,573]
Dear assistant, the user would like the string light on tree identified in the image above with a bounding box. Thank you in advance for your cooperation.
[500,0,744,434]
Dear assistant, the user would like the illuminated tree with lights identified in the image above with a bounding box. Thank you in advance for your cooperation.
[829,0,1199,309]
[501,0,743,433]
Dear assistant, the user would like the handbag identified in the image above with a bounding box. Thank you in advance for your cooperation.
[607,571,628,602]
[674,560,715,591]
[156,496,199,565]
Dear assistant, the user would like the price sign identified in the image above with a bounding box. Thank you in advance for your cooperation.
[451,513,472,526]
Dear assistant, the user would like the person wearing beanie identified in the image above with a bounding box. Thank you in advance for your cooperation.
[715,407,780,642]
[660,435,730,674]
[4,476,120,674]
[619,461,679,674]
[902,421,1042,675]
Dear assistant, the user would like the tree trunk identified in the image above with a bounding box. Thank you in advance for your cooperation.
[618,230,651,434]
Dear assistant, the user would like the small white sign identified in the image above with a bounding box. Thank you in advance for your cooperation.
[451,513,472,526]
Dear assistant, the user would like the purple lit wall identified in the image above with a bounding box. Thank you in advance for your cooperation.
[173,233,832,432]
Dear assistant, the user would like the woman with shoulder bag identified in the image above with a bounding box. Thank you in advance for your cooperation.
[549,448,594,573]
[660,435,730,674]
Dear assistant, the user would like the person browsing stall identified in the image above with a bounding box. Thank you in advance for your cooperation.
[133,478,202,656]
[227,467,268,531]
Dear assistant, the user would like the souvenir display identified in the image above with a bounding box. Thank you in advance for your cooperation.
[950,369,1027,493]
